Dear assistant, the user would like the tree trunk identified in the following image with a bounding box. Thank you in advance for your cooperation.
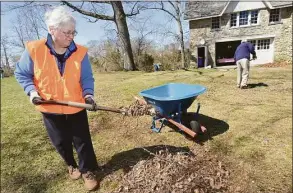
[1,44,10,67]
[175,2,186,69]
[177,19,186,69]
[111,1,135,71]
[4,49,10,68]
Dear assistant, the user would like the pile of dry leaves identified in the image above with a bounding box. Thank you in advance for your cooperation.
[120,98,156,117]
[260,61,290,68]
[111,149,230,193]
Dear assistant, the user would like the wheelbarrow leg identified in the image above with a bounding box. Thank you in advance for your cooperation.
[195,102,200,120]
[192,103,207,133]
[151,116,166,133]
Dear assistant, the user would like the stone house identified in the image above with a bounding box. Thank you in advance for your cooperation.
[184,1,292,68]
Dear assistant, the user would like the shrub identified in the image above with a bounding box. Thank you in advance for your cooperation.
[156,50,181,71]
[89,48,123,72]
[136,53,154,72]
[2,66,14,77]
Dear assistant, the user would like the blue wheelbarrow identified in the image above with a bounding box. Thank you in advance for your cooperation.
[139,83,207,138]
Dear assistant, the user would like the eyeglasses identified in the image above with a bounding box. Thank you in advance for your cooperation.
[61,30,78,37]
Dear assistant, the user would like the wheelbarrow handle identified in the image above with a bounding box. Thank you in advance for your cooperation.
[166,118,197,138]
[39,100,126,114]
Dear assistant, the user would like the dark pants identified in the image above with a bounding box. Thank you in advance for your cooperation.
[42,109,98,173]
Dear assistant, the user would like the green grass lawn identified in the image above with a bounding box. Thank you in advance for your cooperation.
[1,66,292,193]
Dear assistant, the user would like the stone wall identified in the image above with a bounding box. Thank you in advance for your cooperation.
[189,7,292,67]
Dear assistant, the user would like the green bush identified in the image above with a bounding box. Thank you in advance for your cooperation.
[2,66,14,77]
[158,50,181,71]
[136,53,154,72]
[89,48,123,72]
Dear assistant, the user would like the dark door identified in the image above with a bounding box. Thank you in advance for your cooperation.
[197,47,205,68]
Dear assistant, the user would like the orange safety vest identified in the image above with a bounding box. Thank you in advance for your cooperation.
[26,39,88,114]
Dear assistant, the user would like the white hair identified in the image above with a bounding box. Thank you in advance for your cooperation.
[45,6,76,31]
[241,39,247,43]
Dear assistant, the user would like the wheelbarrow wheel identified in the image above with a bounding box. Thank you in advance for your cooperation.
[190,120,201,134]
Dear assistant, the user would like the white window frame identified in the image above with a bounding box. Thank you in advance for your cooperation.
[230,9,259,28]
[247,38,271,51]
[269,8,281,23]
[250,10,259,25]
[257,39,271,50]
[230,13,237,27]
[239,11,249,27]
[211,17,221,29]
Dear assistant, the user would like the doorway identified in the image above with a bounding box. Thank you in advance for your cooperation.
[215,40,241,66]
[197,46,206,68]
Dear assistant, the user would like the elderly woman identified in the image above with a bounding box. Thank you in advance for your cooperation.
[14,6,99,191]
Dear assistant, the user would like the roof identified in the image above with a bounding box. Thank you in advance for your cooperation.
[184,1,292,20]
[184,1,229,20]
[270,1,293,8]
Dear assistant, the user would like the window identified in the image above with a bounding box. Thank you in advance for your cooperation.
[257,39,270,50]
[212,17,220,29]
[269,9,280,23]
[250,10,258,24]
[239,11,249,26]
[230,13,237,27]
[230,10,259,27]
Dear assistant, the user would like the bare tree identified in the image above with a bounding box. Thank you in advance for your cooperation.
[7,4,49,50]
[130,16,156,60]
[1,34,11,67]
[147,1,187,69]
[22,6,48,39]
[62,1,147,71]
[11,14,27,49]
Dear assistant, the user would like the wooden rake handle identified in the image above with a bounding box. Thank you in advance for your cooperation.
[40,100,126,114]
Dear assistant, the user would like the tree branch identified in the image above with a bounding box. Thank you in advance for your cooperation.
[125,2,140,17]
[168,1,177,12]
[61,1,114,21]
[92,1,111,4]
[146,2,177,21]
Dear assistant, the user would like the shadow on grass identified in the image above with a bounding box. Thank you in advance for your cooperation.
[2,171,64,193]
[99,145,192,180]
[2,154,64,193]
[247,82,268,88]
[1,136,58,193]
[166,113,229,145]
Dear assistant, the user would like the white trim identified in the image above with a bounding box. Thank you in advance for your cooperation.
[272,5,293,9]
[220,1,231,15]
[215,35,275,43]
[262,1,273,9]
[188,15,221,21]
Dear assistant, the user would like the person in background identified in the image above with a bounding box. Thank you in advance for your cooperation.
[234,39,257,89]
[154,63,160,71]
[14,6,99,191]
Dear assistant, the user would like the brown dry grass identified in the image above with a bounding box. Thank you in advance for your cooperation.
[1,64,291,193]
[87,65,292,193]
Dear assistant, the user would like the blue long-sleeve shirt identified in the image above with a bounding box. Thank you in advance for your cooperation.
[234,42,256,62]
[14,34,94,97]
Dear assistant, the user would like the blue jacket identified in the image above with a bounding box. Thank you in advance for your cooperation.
[14,34,94,97]
[234,42,256,62]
